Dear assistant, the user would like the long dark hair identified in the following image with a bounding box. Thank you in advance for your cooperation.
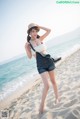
[27,27,40,42]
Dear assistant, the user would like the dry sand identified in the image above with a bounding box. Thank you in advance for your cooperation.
[0,49,80,119]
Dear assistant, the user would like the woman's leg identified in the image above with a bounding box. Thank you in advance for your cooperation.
[39,72,50,113]
[48,70,59,103]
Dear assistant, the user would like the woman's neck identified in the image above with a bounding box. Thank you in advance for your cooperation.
[31,37,36,41]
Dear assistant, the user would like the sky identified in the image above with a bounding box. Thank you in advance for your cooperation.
[0,0,80,63]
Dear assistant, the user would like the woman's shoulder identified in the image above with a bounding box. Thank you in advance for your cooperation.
[25,42,30,48]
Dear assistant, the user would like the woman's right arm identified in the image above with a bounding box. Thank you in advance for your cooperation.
[25,42,32,59]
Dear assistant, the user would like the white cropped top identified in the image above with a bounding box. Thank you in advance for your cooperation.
[31,43,47,55]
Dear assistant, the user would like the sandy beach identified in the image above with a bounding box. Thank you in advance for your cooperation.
[0,49,80,119]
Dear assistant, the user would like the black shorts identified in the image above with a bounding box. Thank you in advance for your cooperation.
[36,53,55,74]
[37,64,55,74]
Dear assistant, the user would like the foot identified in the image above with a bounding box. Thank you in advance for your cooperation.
[55,96,61,104]
[55,98,60,104]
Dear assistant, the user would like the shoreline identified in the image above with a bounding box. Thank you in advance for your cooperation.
[0,49,80,118]
[0,75,41,110]
[0,46,80,110]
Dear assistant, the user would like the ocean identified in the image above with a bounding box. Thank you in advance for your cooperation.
[0,37,80,101]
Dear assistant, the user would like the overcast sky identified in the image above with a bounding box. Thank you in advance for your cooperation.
[0,0,80,62]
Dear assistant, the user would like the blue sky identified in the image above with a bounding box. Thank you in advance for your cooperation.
[0,0,80,62]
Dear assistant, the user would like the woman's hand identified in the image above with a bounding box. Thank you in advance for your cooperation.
[37,25,51,41]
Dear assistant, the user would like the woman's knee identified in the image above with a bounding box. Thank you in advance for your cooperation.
[50,78,56,85]
[44,83,50,90]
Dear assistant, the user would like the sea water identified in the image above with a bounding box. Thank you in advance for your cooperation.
[0,38,80,101]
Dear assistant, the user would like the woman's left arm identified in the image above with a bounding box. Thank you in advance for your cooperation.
[38,26,51,41]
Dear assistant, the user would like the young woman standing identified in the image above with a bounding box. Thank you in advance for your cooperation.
[25,23,60,114]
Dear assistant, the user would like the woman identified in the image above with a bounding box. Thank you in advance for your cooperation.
[25,23,60,114]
